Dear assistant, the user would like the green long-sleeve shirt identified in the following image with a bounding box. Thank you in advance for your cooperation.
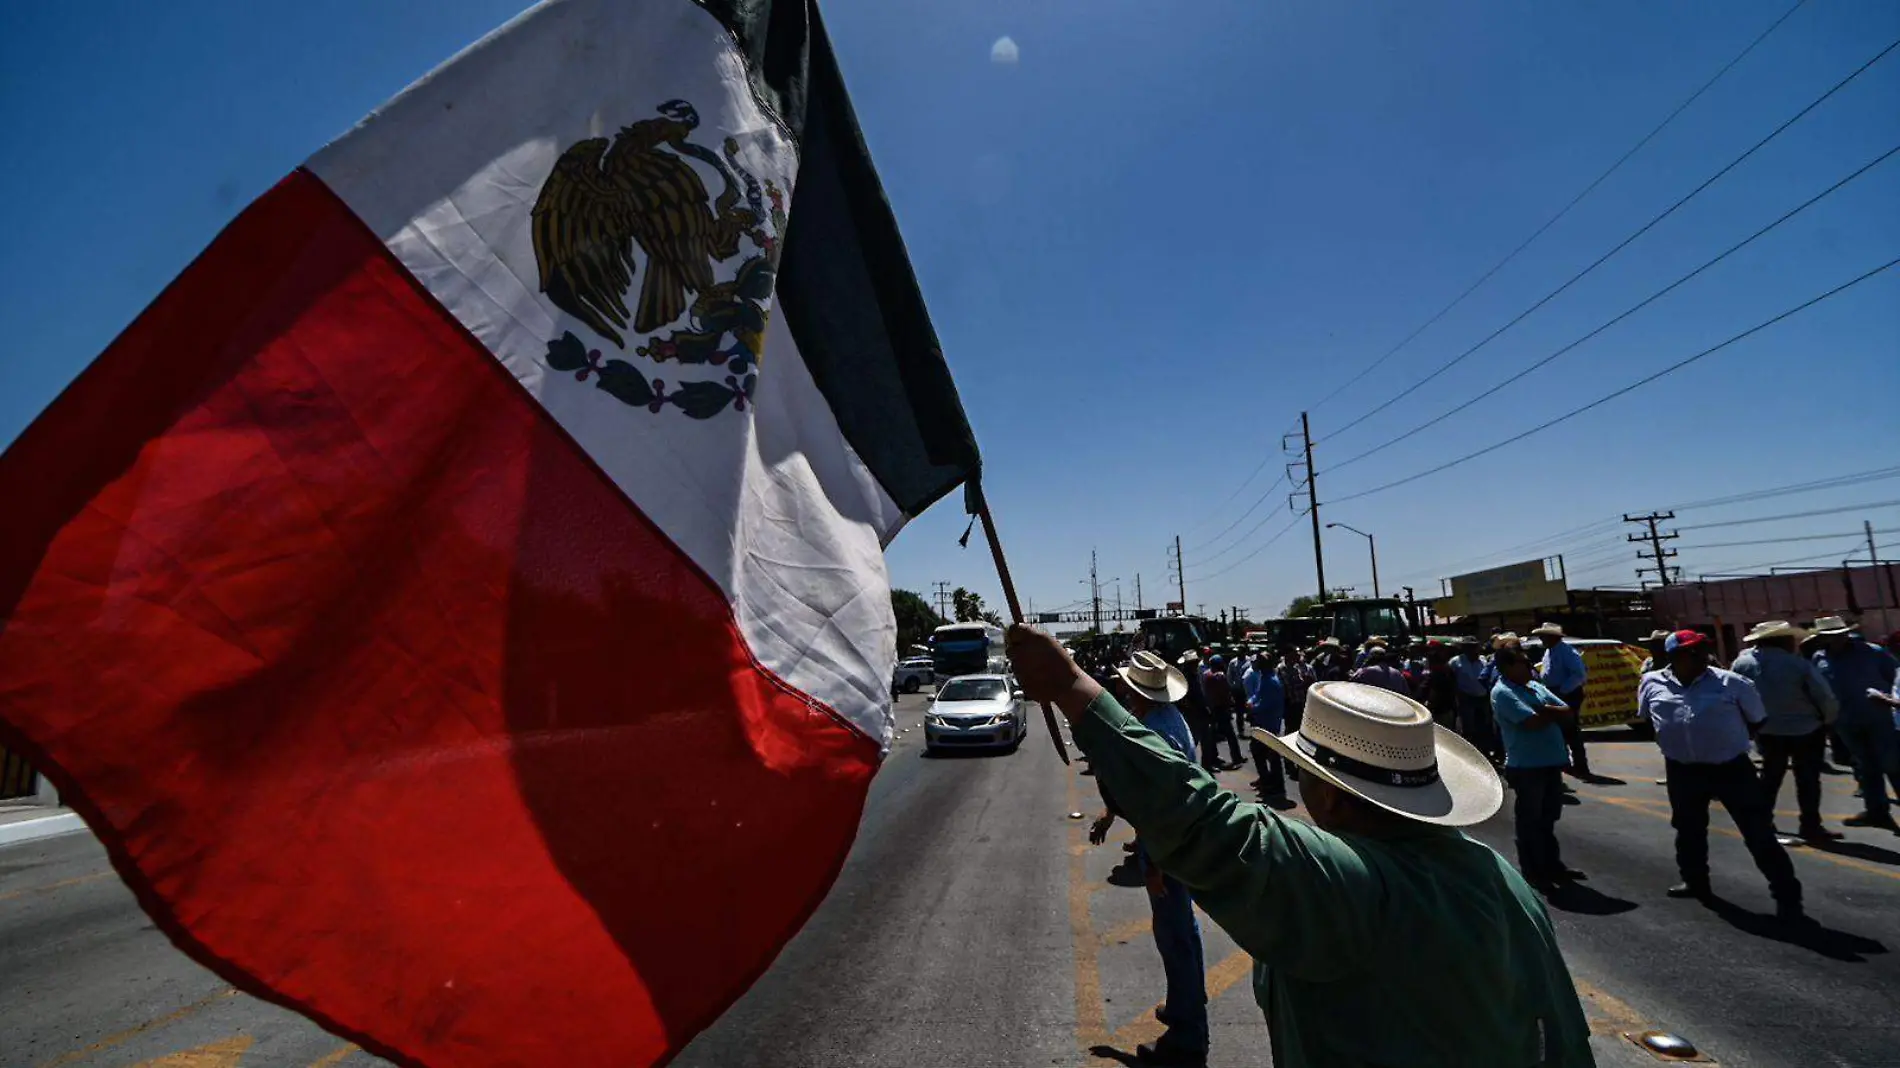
[1073,691,1592,1067]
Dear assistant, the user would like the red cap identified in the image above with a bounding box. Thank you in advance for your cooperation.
[1665,629,1709,653]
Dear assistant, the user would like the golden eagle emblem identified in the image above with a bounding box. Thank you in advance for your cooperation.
[532,99,787,421]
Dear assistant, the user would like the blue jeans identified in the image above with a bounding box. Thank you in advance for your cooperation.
[1836,716,1900,818]
[1139,851,1209,1054]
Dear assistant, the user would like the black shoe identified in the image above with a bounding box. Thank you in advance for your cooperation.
[1843,811,1899,830]
[1121,841,1138,853]
[1555,867,1587,881]
[1667,882,1711,900]
[1135,1042,1208,1067]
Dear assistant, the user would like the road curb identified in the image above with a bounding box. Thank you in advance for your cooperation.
[0,811,85,847]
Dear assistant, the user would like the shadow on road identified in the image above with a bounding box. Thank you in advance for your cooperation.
[1702,896,1890,963]
[1087,1045,1146,1066]
[1809,838,1900,867]
[1543,882,1638,917]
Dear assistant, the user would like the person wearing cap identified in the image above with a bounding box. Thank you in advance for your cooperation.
[1083,651,1210,1066]
[1810,615,1900,829]
[1349,643,1411,695]
[1730,621,1840,842]
[1639,630,1804,919]
[1175,649,1216,772]
[1532,623,1591,778]
[1452,637,1498,760]
[1201,654,1245,770]
[1006,625,1593,1068]
[1490,644,1580,887]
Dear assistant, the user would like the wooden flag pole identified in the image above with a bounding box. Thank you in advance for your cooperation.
[975,493,1071,765]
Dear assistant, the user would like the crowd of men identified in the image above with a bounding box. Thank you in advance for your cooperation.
[1051,612,1900,1066]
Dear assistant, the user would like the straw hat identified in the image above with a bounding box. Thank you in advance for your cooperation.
[1119,651,1190,704]
[1491,632,1521,650]
[1252,682,1502,826]
[1530,622,1565,638]
[1364,636,1389,647]
[1811,615,1855,637]
[1316,637,1343,649]
[1743,620,1810,645]
[1644,629,1673,643]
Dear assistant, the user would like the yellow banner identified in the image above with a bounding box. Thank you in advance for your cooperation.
[1577,643,1648,729]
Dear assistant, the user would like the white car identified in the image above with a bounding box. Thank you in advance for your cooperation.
[923,674,1027,754]
[892,657,935,695]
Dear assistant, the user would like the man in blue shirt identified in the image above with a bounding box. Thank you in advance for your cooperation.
[1811,616,1900,830]
[1533,622,1591,778]
[1086,650,1209,1066]
[1244,650,1288,798]
[1639,631,1802,921]
[1731,620,1840,842]
[1453,637,1499,761]
[1491,646,1577,887]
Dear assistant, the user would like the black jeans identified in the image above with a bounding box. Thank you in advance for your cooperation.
[1205,703,1243,765]
[1558,688,1590,773]
[1505,766,1566,879]
[1250,738,1284,795]
[1756,729,1825,831]
[1666,756,1801,903]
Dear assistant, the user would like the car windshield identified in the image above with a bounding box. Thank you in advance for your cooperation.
[937,679,1008,702]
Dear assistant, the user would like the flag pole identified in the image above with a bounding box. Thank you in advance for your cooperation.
[974,488,1071,765]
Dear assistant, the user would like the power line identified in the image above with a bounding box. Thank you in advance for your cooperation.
[1189,501,1292,568]
[1187,475,1288,553]
[1319,34,1900,445]
[1692,539,1890,576]
[1677,499,1900,531]
[1193,513,1308,583]
[1184,419,1300,534]
[1327,255,1900,506]
[1661,465,1900,511]
[1401,468,1900,588]
[1684,527,1900,550]
[1305,0,1812,413]
[1326,140,1900,473]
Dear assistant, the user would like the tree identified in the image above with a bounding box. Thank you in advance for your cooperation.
[891,589,945,655]
[1284,594,1322,619]
[951,586,1005,627]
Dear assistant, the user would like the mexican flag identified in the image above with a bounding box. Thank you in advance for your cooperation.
[0,2,977,1066]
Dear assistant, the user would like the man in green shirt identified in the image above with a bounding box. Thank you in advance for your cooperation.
[1007,626,1593,1067]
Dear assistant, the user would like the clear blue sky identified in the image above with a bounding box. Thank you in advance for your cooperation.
[3,0,1896,625]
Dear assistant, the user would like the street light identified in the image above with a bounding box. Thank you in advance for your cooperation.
[1326,523,1380,598]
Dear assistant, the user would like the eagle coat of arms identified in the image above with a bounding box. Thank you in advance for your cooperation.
[531,99,786,419]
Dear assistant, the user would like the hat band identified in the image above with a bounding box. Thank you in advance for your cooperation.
[1297,734,1439,788]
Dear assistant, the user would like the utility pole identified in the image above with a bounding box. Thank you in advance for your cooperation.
[1090,549,1103,636]
[1869,520,1899,608]
[932,580,953,621]
[1114,579,1123,620]
[1135,574,1144,612]
[1290,412,1326,602]
[1626,512,1680,586]
[1171,535,1187,614]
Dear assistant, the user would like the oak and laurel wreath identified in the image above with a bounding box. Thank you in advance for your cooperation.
[545,332,757,419]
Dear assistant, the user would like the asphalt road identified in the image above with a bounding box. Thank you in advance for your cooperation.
[5,693,1898,1067]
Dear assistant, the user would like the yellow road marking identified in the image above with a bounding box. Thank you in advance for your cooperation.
[1589,793,1900,882]
[304,1045,358,1068]
[130,1036,253,1068]
[1097,915,1151,948]
[0,869,114,904]
[1109,951,1255,1052]
[40,989,239,1068]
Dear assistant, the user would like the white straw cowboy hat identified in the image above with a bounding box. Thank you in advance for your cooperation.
[1744,620,1810,644]
[1530,622,1565,638]
[1119,651,1190,704]
[1252,682,1503,827]
[1316,637,1343,649]
[1811,615,1855,637]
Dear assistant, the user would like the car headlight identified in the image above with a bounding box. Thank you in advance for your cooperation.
[925,712,945,725]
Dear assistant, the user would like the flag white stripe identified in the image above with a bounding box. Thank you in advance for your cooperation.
[309,0,906,747]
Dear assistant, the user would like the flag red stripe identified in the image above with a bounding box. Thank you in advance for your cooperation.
[0,170,879,1067]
